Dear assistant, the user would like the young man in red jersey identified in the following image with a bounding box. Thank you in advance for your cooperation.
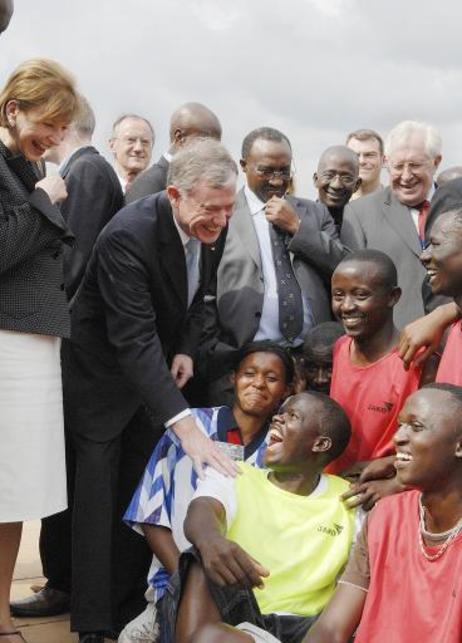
[304,384,462,643]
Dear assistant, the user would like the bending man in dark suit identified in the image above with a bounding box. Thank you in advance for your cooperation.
[10,95,125,621]
[125,102,222,202]
[63,139,238,642]
[341,120,444,328]
[199,127,346,405]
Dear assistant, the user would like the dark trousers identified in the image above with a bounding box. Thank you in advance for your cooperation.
[69,407,161,633]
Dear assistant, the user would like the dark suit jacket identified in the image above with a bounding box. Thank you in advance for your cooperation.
[341,187,443,328]
[198,189,346,378]
[125,155,169,203]
[66,191,224,440]
[0,139,73,336]
[59,145,123,299]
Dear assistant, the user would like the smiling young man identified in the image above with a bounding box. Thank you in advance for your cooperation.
[304,384,462,643]
[120,342,293,642]
[326,250,431,509]
[61,139,239,641]
[160,391,359,643]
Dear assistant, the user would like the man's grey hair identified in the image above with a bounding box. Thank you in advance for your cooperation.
[74,94,95,138]
[385,120,442,159]
[111,113,154,139]
[168,138,238,194]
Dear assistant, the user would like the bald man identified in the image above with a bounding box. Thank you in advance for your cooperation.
[313,145,361,231]
[0,0,13,33]
[436,166,462,187]
[125,102,222,203]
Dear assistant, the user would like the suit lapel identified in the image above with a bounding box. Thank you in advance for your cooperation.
[232,189,262,269]
[157,193,188,307]
[383,189,421,256]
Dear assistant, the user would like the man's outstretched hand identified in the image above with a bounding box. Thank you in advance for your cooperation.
[172,415,239,479]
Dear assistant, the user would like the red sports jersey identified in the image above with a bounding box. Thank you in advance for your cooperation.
[326,336,421,474]
[436,321,462,386]
[355,491,462,643]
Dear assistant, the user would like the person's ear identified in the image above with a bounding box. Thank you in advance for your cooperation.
[230,371,236,387]
[455,441,462,459]
[353,176,362,192]
[240,158,247,173]
[312,172,319,188]
[433,155,442,171]
[173,128,184,146]
[5,99,19,127]
[166,185,181,209]
[388,286,402,308]
[312,435,332,454]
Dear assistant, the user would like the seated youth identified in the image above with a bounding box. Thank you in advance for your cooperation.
[119,342,293,642]
[326,250,435,509]
[161,391,361,643]
[304,384,462,643]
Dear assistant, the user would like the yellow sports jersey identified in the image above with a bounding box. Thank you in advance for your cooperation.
[227,463,356,616]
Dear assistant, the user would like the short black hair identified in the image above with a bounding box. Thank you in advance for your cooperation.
[421,383,462,435]
[303,322,345,356]
[241,127,292,159]
[235,341,294,385]
[297,391,351,463]
[335,249,398,291]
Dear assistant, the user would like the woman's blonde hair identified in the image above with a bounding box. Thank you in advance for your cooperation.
[0,58,79,127]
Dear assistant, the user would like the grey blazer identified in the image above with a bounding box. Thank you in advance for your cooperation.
[198,188,346,378]
[0,140,73,336]
[341,186,443,329]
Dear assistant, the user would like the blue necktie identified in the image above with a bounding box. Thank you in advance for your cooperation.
[185,237,200,307]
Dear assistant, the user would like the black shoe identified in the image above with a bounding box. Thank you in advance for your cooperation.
[10,586,70,617]
[78,634,105,643]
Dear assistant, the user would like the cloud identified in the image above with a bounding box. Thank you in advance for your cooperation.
[1,0,461,196]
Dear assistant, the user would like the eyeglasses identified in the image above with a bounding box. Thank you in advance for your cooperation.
[252,164,292,180]
[388,161,431,176]
[319,171,357,187]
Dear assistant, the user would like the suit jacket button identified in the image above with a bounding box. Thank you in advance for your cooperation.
[60,284,65,291]
[255,311,262,318]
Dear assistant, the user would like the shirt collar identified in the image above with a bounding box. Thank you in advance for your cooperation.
[172,212,191,247]
[244,184,266,215]
[164,151,173,162]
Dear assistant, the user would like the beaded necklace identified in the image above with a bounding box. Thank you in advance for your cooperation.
[418,494,462,562]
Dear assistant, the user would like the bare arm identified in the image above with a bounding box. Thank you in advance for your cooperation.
[399,302,460,369]
[185,496,269,588]
[302,583,366,643]
[141,524,180,575]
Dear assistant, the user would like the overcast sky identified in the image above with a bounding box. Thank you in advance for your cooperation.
[2,0,462,196]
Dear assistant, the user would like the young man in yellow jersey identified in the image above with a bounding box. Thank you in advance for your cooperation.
[160,391,360,643]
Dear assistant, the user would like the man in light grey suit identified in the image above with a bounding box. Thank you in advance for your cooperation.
[198,127,346,404]
[341,120,443,329]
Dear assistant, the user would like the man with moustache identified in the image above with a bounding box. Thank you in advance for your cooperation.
[341,120,443,328]
[304,384,462,643]
[199,127,346,405]
[313,145,361,232]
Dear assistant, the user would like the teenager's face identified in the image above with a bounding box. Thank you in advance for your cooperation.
[302,346,333,394]
[233,352,289,418]
[264,394,324,470]
[331,262,399,341]
[420,212,462,298]
[394,389,462,489]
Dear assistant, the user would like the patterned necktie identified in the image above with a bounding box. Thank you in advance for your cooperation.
[417,200,430,248]
[185,237,200,307]
[269,223,304,343]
